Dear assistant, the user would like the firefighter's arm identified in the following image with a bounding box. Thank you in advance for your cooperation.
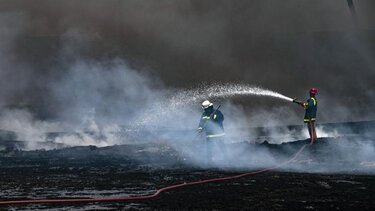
[197,114,206,132]
[292,98,306,108]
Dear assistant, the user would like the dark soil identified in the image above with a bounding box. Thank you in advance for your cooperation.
[1,137,375,210]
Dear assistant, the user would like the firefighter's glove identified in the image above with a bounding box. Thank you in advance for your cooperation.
[197,127,203,133]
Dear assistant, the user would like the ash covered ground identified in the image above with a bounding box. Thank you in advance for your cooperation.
[1,121,375,210]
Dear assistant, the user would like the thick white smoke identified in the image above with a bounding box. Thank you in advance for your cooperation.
[0,26,359,171]
[1,11,374,174]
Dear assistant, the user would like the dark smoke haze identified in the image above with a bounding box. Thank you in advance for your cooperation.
[0,0,375,125]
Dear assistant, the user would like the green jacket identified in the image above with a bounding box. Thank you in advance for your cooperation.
[304,97,317,122]
[198,107,225,138]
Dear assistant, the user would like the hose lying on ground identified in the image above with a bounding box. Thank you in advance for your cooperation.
[0,144,308,206]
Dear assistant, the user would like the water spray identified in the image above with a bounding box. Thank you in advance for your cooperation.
[134,83,293,128]
[198,84,294,102]
[171,84,293,107]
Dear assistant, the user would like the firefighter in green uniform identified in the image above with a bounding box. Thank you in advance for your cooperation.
[293,88,318,144]
[198,100,225,163]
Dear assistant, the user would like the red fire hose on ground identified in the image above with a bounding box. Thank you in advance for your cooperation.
[0,144,307,206]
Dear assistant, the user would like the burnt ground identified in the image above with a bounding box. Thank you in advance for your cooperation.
[0,121,375,210]
[0,139,374,210]
[1,167,375,210]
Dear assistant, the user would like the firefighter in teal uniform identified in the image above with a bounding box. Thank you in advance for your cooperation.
[293,88,318,144]
[198,100,225,162]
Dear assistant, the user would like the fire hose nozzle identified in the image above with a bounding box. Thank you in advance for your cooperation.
[292,98,304,107]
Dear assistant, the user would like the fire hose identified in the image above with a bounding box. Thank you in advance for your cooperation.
[0,143,307,206]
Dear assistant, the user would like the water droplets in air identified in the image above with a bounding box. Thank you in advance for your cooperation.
[134,83,292,129]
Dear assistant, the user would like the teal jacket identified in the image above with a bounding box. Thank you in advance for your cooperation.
[198,107,225,138]
[304,97,317,122]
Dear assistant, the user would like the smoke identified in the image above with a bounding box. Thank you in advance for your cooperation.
[0,1,374,173]
[0,1,374,122]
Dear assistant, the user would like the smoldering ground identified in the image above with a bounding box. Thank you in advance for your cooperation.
[0,1,375,174]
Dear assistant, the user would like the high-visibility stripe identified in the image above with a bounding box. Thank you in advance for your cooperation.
[311,97,317,106]
[198,127,203,130]
[203,115,218,120]
[206,133,225,138]
[304,118,316,122]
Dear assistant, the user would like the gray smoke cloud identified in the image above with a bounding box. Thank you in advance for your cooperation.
[0,1,374,173]
[0,0,374,122]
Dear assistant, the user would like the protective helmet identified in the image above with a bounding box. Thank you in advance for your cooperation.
[201,100,213,109]
[310,87,318,95]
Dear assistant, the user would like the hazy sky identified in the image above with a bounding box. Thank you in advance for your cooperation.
[0,0,374,123]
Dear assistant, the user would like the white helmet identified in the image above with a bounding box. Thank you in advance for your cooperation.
[201,100,213,109]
